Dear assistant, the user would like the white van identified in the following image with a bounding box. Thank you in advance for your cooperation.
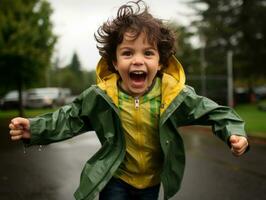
[26,87,71,108]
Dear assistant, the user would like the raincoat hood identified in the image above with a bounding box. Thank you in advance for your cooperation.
[96,55,186,114]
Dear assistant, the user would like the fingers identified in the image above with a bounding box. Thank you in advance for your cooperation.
[9,128,31,140]
[231,146,246,156]
[10,129,23,140]
[10,117,30,130]
[9,123,22,130]
[11,135,23,141]
[9,117,31,141]
[10,129,23,136]
[230,135,248,156]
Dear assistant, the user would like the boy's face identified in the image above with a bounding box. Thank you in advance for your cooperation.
[113,31,161,97]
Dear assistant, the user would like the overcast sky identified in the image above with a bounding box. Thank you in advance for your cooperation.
[47,0,194,71]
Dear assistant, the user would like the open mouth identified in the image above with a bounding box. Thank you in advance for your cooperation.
[129,71,147,82]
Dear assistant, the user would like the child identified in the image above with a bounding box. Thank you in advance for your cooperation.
[9,1,249,200]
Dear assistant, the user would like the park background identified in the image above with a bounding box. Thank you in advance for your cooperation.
[0,0,266,200]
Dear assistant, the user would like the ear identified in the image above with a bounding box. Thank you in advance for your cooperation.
[158,63,162,71]
[112,61,118,70]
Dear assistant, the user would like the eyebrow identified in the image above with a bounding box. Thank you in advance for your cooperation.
[117,46,158,51]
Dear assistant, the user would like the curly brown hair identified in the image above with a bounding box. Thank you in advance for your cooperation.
[94,0,176,72]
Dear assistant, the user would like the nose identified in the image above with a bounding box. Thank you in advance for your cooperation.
[132,54,144,66]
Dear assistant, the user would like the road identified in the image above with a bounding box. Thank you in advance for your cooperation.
[1,121,265,200]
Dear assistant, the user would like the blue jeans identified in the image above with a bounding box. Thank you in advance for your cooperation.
[99,177,160,200]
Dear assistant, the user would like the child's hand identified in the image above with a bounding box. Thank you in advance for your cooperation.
[229,135,249,156]
[9,117,31,141]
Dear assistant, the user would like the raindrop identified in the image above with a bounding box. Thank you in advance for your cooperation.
[23,144,27,154]
[38,145,42,151]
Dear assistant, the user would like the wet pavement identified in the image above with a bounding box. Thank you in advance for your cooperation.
[1,118,266,200]
[175,126,266,200]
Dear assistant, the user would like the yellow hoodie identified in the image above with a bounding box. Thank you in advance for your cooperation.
[96,55,185,188]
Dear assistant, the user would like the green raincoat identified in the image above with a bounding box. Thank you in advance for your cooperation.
[28,56,246,200]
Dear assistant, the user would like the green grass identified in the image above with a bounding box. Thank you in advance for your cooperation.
[0,108,56,119]
[235,103,266,138]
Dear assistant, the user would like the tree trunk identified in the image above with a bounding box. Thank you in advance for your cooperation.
[18,77,24,117]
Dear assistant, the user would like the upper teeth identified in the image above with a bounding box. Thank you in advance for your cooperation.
[132,71,145,75]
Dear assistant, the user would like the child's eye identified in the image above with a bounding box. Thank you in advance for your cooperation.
[144,50,155,56]
[121,51,132,56]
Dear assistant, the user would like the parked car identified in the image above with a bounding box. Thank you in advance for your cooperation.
[234,85,266,104]
[254,85,266,100]
[25,87,71,108]
[234,87,249,104]
[0,90,27,109]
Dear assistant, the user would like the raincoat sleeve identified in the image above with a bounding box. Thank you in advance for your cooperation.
[177,86,247,143]
[27,88,93,146]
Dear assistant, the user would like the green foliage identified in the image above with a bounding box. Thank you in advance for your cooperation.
[168,21,201,75]
[49,68,96,94]
[236,0,266,83]
[0,0,56,88]
[49,53,96,94]
[189,0,266,85]
[68,52,82,74]
[0,0,56,114]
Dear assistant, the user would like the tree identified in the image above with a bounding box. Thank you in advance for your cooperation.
[0,0,56,116]
[49,52,96,94]
[189,0,266,86]
[68,52,82,74]
[168,22,200,75]
[237,0,266,85]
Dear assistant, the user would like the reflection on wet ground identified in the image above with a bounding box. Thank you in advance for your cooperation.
[177,126,266,200]
[1,119,266,200]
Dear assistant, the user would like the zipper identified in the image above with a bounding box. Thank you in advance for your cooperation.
[134,97,145,174]
[134,97,140,109]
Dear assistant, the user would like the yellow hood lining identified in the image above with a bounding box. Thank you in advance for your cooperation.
[96,55,186,114]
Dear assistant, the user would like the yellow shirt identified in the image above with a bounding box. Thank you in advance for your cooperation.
[114,77,164,189]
